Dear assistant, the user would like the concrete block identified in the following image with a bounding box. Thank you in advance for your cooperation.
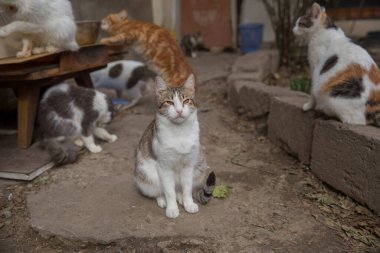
[228,70,266,83]
[232,49,280,74]
[268,96,315,165]
[227,81,246,112]
[228,80,307,118]
[311,120,380,213]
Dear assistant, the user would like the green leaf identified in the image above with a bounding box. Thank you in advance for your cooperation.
[212,185,232,198]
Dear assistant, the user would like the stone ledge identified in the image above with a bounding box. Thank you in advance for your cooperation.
[228,49,279,83]
[228,80,307,118]
[268,96,316,165]
[311,120,380,213]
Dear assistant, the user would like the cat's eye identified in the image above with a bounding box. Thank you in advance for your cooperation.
[162,101,174,107]
[6,5,17,13]
[183,99,193,105]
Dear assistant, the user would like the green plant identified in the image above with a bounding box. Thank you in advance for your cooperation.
[290,75,311,94]
[262,0,313,68]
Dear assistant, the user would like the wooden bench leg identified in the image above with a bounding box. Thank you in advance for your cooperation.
[17,85,40,149]
[75,73,94,88]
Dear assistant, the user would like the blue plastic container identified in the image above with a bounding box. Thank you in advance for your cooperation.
[239,23,264,53]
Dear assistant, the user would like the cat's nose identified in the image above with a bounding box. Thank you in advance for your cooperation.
[176,108,183,115]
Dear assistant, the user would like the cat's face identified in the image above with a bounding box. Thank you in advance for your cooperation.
[156,74,196,124]
[101,9,128,32]
[293,3,335,37]
[0,0,22,17]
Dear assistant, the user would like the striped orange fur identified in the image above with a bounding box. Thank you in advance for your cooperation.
[100,9,193,88]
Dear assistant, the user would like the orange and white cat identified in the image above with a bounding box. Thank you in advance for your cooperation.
[100,9,193,88]
[293,3,380,126]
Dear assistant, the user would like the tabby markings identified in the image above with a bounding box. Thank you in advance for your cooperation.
[298,16,313,28]
[320,54,338,75]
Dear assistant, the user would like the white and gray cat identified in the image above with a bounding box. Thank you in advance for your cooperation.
[91,60,156,109]
[38,83,117,165]
[181,32,208,58]
[0,0,78,58]
[293,3,380,125]
[134,74,215,219]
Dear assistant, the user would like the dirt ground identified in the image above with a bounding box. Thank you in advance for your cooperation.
[0,53,379,253]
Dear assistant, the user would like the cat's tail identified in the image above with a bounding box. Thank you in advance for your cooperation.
[67,41,79,51]
[40,137,80,165]
[194,171,216,204]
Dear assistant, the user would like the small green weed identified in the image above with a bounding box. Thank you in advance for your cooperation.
[290,75,311,94]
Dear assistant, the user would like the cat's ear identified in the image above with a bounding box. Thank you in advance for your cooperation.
[311,2,322,19]
[155,76,167,94]
[183,74,195,92]
[117,9,128,20]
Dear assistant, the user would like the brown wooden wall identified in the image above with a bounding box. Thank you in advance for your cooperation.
[181,0,232,48]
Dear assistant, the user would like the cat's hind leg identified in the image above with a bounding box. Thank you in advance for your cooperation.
[134,154,165,207]
[124,84,143,109]
[328,98,366,125]
[16,38,32,58]
[93,127,118,143]
[81,134,102,153]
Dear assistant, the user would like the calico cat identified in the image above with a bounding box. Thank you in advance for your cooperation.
[38,83,117,165]
[0,0,78,58]
[293,3,380,125]
[91,60,156,109]
[134,74,215,219]
[99,9,194,88]
[181,32,208,58]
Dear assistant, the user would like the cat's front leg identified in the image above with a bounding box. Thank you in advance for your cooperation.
[180,167,199,214]
[158,167,179,218]
[303,95,316,111]
[93,127,118,143]
[81,135,102,153]
[100,35,125,46]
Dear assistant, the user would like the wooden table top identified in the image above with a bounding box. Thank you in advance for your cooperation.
[0,44,127,82]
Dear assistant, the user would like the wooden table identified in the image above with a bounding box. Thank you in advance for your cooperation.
[0,44,125,148]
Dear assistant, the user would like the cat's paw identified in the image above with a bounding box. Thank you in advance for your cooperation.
[156,197,166,209]
[184,202,199,214]
[16,50,31,58]
[46,45,59,53]
[107,134,118,143]
[100,38,112,45]
[165,206,179,219]
[32,47,45,55]
[88,145,102,153]
[302,102,313,111]
[74,139,84,147]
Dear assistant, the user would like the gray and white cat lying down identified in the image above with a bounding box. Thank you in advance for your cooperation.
[37,83,117,165]
[91,60,156,109]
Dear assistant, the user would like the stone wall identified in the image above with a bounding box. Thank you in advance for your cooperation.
[228,51,380,213]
